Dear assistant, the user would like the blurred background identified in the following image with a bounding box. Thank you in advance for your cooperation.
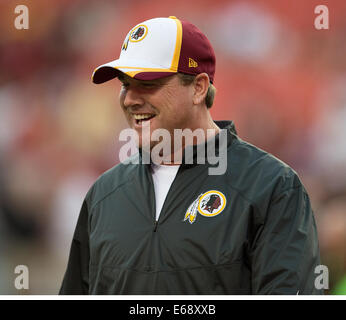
[0,0,345,294]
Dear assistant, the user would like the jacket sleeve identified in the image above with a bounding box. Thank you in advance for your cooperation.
[250,175,323,294]
[59,199,90,294]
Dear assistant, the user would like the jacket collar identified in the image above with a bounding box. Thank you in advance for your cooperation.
[180,120,237,168]
[138,120,237,167]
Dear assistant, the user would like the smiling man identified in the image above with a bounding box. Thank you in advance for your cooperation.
[117,72,223,167]
[118,72,219,152]
[59,16,323,294]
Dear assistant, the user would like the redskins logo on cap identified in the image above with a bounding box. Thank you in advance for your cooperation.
[184,190,226,224]
[129,24,148,42]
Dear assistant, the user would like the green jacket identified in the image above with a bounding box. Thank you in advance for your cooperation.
[59,121,323,294]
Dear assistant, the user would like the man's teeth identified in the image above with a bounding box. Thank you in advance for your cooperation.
[133,114,154,120]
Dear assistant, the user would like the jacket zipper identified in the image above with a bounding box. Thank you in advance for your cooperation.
[153,220,158,232]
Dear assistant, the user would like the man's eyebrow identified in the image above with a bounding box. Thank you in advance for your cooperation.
[136,79,162,86]
[118,75,171,85]
[140,77,170,85]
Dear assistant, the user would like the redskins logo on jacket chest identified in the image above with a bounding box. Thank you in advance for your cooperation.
[184,190,227,224]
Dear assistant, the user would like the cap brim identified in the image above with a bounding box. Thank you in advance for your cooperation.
[92,58,177,84]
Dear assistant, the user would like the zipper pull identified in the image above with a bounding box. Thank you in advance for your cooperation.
[153,220,158,232]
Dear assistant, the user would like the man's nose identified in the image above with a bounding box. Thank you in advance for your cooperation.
[122,87,145,109]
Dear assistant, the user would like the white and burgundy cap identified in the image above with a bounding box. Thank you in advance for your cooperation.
[92,16,216,84]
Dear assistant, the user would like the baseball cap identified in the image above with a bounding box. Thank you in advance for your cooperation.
[92,16,216,84]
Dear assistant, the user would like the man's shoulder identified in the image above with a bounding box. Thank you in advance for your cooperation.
[229,136,303,197]
[85,154,140,207]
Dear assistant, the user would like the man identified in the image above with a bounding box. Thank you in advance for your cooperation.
[59,16,323,294]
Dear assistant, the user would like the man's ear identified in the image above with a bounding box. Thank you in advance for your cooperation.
[192,73,210,105]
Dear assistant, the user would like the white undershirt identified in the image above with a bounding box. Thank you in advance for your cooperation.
[151,164,180,221]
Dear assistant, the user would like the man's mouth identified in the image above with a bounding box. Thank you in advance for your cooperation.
[132,113,156,125]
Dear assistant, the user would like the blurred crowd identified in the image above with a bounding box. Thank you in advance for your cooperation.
[0,0,345,294]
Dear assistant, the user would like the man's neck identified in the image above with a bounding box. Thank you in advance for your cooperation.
[157,119,221,165]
